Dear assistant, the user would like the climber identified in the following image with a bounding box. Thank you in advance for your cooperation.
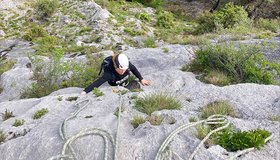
[80,53,151,95]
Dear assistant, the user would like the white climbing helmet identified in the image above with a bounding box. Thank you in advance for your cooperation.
[115,53,129,70]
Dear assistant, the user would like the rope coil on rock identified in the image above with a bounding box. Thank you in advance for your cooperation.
[155,115,230,160]
[48,89,124,160]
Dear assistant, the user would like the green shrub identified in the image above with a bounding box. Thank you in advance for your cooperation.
[0,59,16,76]
[255,18,279,33]
[33,108,48,119]
[162,48,169,53]
[0,130,6,143]
[66,96,78,101]
[22,23,48,41]
[201,101,238,119]
[134,92,181,115]
[33,36,59,56]
[124,27,144,36]
[189,116,198,122]
[256,31,274,39]
[156,11,174,29]
[215,3,249,29]
[213,129,271,151]
[92,88,104,97]
[134,0,164,8]
[1,109,15,121]
[195,3,250,34]
[195,124,211,140]
[191,43,280,84]
[144,37,157,48]
[0,86,3,94]
[21,49,68,98]
[195,13,216,34]
[131,115,146,128]
[34,0,59,19]
[79,27,93,34]
[136,13,151,22]
[13,119,25,127]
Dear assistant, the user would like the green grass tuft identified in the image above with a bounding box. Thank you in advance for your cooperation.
[134,92,181,115]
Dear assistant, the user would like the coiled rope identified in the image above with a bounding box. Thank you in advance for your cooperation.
[155,115,230,160]
[48,88,124,160]
[155,114,273,160]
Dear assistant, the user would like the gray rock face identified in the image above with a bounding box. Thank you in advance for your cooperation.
[0,45,279,160]
[0,56,33,102]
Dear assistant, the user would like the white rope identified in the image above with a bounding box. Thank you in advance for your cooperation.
[155,115,230,160]
[49,87,124,160]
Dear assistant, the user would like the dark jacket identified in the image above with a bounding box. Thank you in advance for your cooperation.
[83,56,143,93]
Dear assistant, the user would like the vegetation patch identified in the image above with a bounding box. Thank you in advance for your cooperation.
[186,43,280,85]
[0,130,6,143]
[213,129,271,152]
[22,23,48,41]
[147,114,163,126]
[134,92,181,115]
[1,109,15,121]
[13,119,25,127]
[0,59,16,76]
[144,37,157,48]
[66,97,78,101]
[255,18,280,33]
[92,88,104,97]
[0,86,3,94]
[200,100,238,119]
[33,108,49,119]
[195,3,250,34]
[131,115,146,129]
[33,0,59,20]
[268,114,280,122]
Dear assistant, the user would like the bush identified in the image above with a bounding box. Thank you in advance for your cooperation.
[33,108,48,119]
[201,101,238,119]
[136,13,151,22]
[1,109,15,121]
[92,88,104,97]
[131,115,146,129]
[255,18,280,33]
[13,119,25,127]
[156,11,174,29]
[0,59,16,76]
[190,43,280,84]
[134,92,181,115]
[66,97,78,101]
[33,36,59,56]
[22,23,48,41]
[0,130,6,143]
[213,129,271,151]
[144,37,157,48]
[21,49,67,98]
[195,3,250,34]
[134,0,164,8]
[34,0,59,19]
